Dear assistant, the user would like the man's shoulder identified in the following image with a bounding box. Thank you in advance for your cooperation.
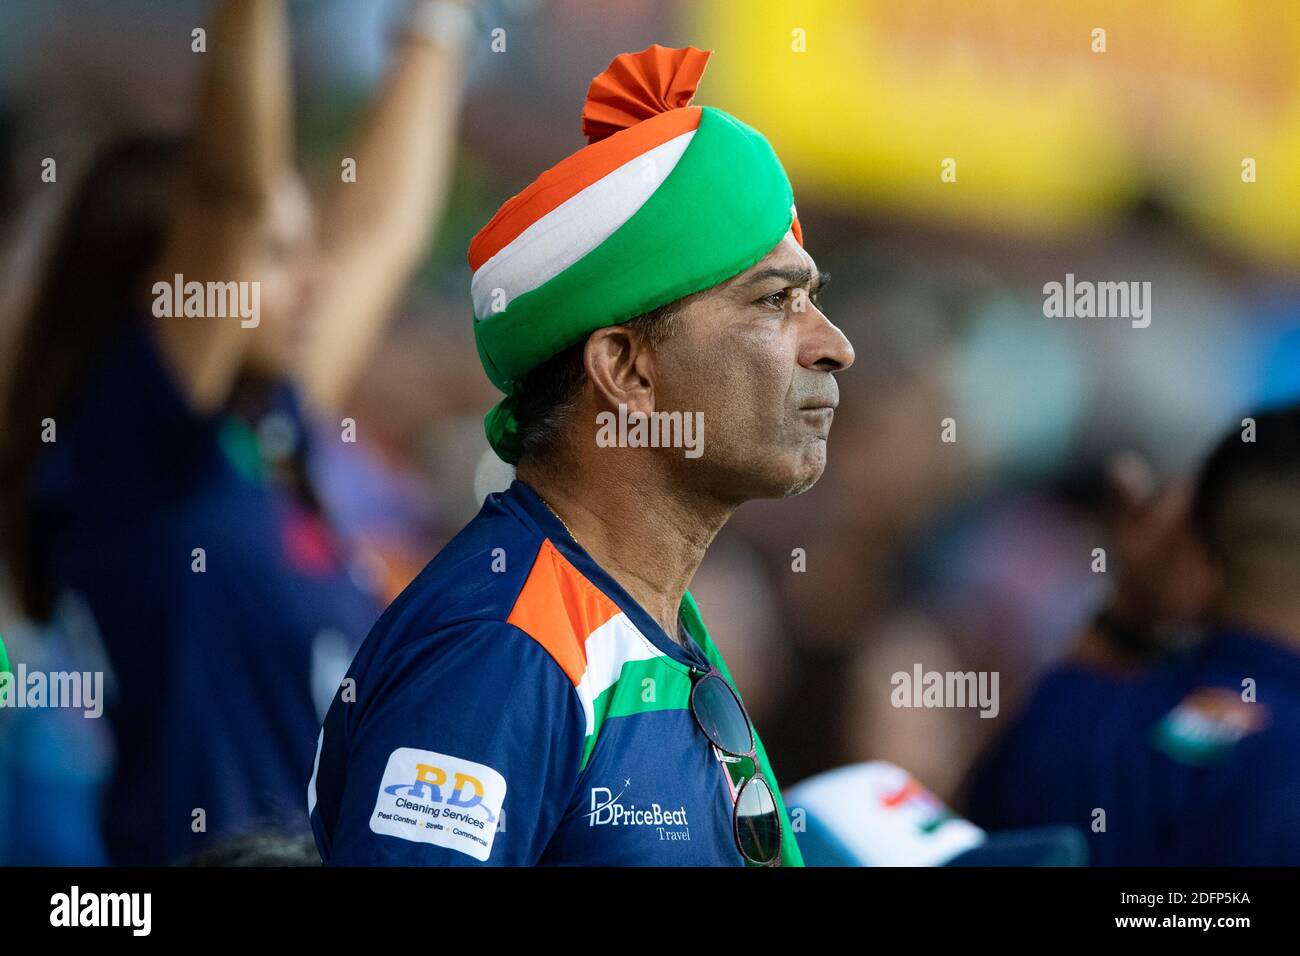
[1008,662,1142,732]
[1011,643,1296,774]
[973,661,1168,788]
[352,487,604,692]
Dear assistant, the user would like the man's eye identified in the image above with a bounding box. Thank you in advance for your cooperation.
[760,289,789,308]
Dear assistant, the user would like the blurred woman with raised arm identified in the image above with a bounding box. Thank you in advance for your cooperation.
[0,0,472,864]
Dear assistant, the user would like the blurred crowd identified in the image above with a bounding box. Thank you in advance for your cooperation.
[0,0,1297,864]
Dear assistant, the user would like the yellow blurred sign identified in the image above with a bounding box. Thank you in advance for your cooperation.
[688,0,1300,264]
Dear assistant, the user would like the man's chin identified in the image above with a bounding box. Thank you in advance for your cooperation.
[781,464,825,498]
[692,439,828,503]
[756,444,828,499]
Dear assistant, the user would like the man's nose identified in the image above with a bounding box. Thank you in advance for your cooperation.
[798,304,855,372]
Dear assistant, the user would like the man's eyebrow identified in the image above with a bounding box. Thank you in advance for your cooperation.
[737,266,832,293]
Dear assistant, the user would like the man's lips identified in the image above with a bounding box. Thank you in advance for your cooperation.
[798,404,836,433]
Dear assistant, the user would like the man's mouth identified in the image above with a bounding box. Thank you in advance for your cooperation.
[798,405,836,433]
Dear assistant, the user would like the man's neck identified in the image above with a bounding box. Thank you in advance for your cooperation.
[517,457,734,640]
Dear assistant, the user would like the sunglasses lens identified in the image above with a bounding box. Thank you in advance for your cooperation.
[692,674,754,756]
[735,774,781,865]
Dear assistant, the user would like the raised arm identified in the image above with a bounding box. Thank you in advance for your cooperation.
[150,0,296,412]
[296,0,473,414]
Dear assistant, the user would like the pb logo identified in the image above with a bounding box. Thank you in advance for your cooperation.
[385,763,496,821]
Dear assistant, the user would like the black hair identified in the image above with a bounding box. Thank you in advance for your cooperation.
[1191,402,1300,580]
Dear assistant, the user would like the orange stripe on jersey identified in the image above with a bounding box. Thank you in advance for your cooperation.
[506,539,621,686]
[467,106,702,272]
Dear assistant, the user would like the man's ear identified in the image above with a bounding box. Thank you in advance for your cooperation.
[584,326,656,414]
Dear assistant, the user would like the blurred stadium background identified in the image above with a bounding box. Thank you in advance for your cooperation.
[1,0,1297,863]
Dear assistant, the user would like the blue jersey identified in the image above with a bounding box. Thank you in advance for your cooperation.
[28,323,379,864]
[964,628,1300,865]
[309,479,804,866]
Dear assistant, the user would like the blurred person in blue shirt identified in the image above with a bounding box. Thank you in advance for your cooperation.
[964,403,1300,865]
[0,608,112,865]
[0,0,470,864]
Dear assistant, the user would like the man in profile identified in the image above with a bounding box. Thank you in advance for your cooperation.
[965,403,1300,865]
[308,45,853,865]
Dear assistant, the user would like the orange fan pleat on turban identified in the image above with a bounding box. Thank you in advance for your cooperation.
[581,44,713,145]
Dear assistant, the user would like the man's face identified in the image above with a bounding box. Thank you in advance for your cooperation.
[653,233,855,501]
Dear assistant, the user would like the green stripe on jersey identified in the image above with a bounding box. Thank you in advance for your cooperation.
[574,592,806,867]
[680,591,806,868]
[581,657,693,770]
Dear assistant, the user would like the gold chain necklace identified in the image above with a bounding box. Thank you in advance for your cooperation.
[539,495,579,545]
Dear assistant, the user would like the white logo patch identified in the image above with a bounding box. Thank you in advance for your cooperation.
[369,747,506,861]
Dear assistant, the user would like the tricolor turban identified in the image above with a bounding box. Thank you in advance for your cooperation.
[469,44,803,463]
